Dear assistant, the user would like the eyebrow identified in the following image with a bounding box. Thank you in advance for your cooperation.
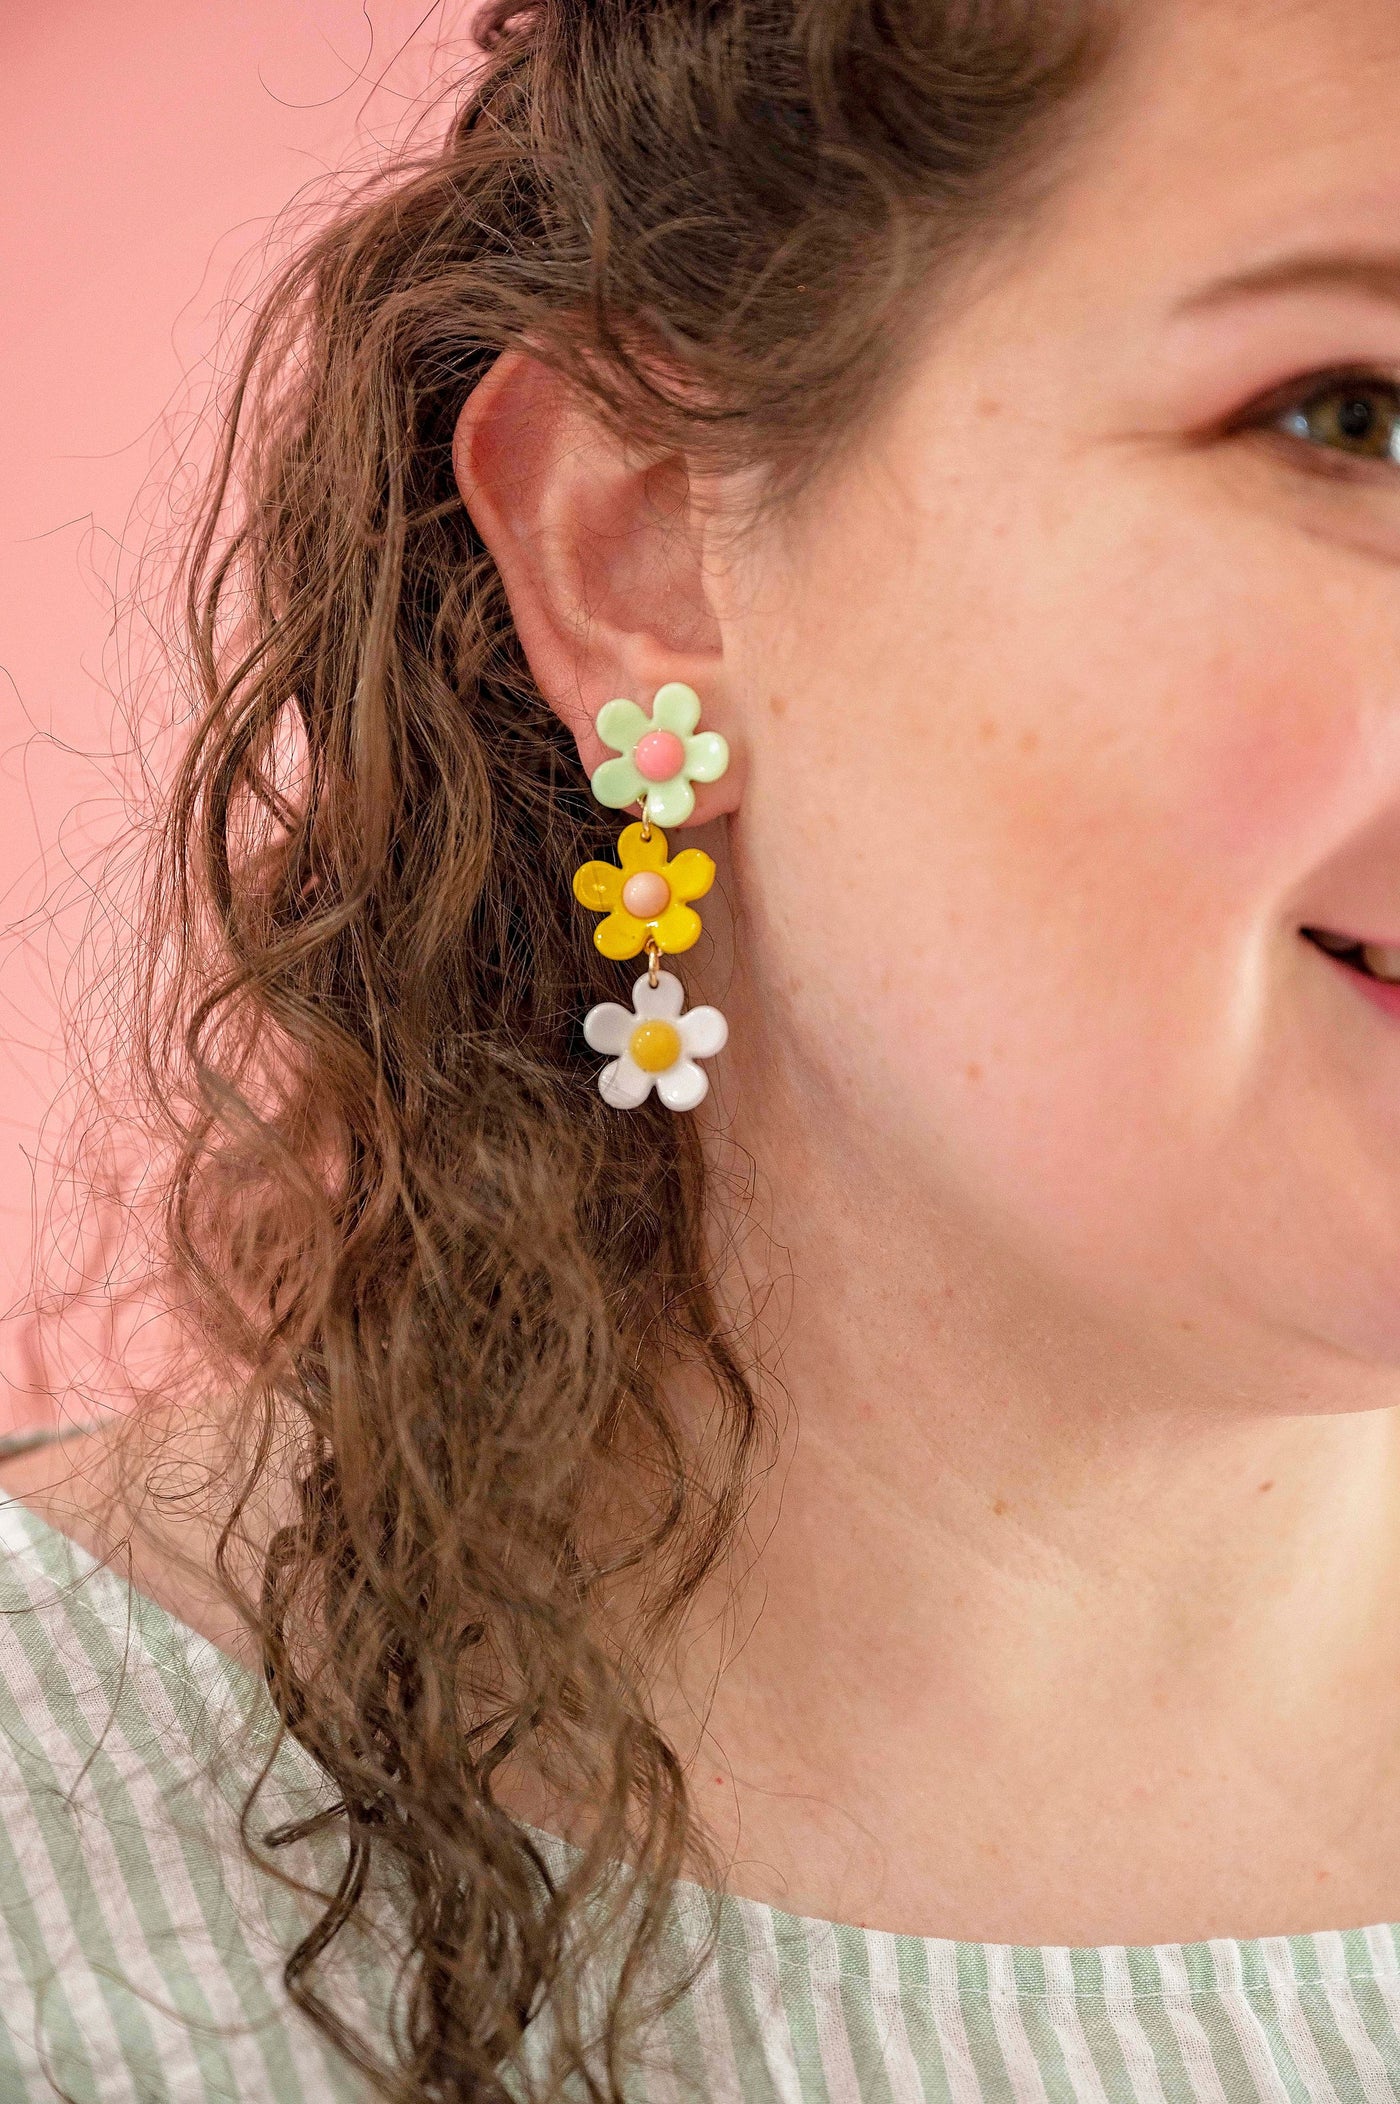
[1178,252,1400,315]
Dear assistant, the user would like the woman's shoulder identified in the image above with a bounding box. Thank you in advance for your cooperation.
[0,1436,390,2102]
[0,1417,258,1663]
[0,1458,253,1786]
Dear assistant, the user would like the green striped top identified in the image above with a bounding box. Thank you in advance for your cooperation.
[2,1495,1400,2104]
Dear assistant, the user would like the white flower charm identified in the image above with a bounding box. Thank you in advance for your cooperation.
[583,970,728,1111]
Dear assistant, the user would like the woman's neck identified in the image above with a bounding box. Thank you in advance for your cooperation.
[10,1059,1400,1947]
[651,1043,1400,1942]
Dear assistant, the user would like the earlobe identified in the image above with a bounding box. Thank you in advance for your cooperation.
[451,350,739,820]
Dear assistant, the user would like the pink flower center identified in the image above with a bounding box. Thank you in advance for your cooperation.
[621,871,671,919]
[633,729,685,782]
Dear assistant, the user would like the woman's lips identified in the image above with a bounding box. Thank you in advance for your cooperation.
[1306,929,1400,1019]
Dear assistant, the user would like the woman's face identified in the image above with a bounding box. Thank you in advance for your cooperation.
[711,0,1400,1386]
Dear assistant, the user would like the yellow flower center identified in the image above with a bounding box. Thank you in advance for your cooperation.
[629,1019,682,1073]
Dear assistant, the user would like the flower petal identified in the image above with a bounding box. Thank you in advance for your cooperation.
[583,1001,634,1055]
[650,901,701,955]
[650,682,702,738]
[632,969,685,1019]
[644,777,695,827]
[599,1055,655,1109]
[616,820,668,873]
[590,755,646,810]
[664,848,715,903]
[595,698,651,755]
[573,860,623,911]
[677,1005,728,1060]
[593,910,647,960]
[683,731,729,785]
[656,1059,709,1112]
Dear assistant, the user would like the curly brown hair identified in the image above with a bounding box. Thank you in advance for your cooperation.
[86,2,1114,2097]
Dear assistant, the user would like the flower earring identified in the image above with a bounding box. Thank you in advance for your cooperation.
[573,682,730,1112]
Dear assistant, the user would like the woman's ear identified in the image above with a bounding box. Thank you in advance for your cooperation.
[452,350,738,816]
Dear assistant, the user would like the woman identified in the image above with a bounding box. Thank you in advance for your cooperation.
[5,0,1400,2096]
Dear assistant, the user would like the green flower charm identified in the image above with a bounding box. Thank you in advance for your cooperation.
[589,682,729,827]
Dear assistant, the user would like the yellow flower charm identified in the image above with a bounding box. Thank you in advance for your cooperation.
[572,822,715,960]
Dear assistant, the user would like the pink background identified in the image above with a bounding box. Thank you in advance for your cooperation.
[0,1,469,1431]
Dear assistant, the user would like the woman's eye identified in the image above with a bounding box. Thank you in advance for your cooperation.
[1274,378,1400,463]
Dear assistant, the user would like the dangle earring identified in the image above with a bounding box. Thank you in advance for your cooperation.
[572,681,730,1112]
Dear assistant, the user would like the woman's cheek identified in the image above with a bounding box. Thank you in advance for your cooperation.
[734,659,1314,1284]
[1141,641,1371,885]
[738,400,1384,1122]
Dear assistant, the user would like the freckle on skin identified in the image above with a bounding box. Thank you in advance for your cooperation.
[1258,1480,1274,1493]
[965,1061,983,1083]
[992,1497,1009,1516]
[769,691,789,718]
[1018,729,1040,756]
[978,716,999,743]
